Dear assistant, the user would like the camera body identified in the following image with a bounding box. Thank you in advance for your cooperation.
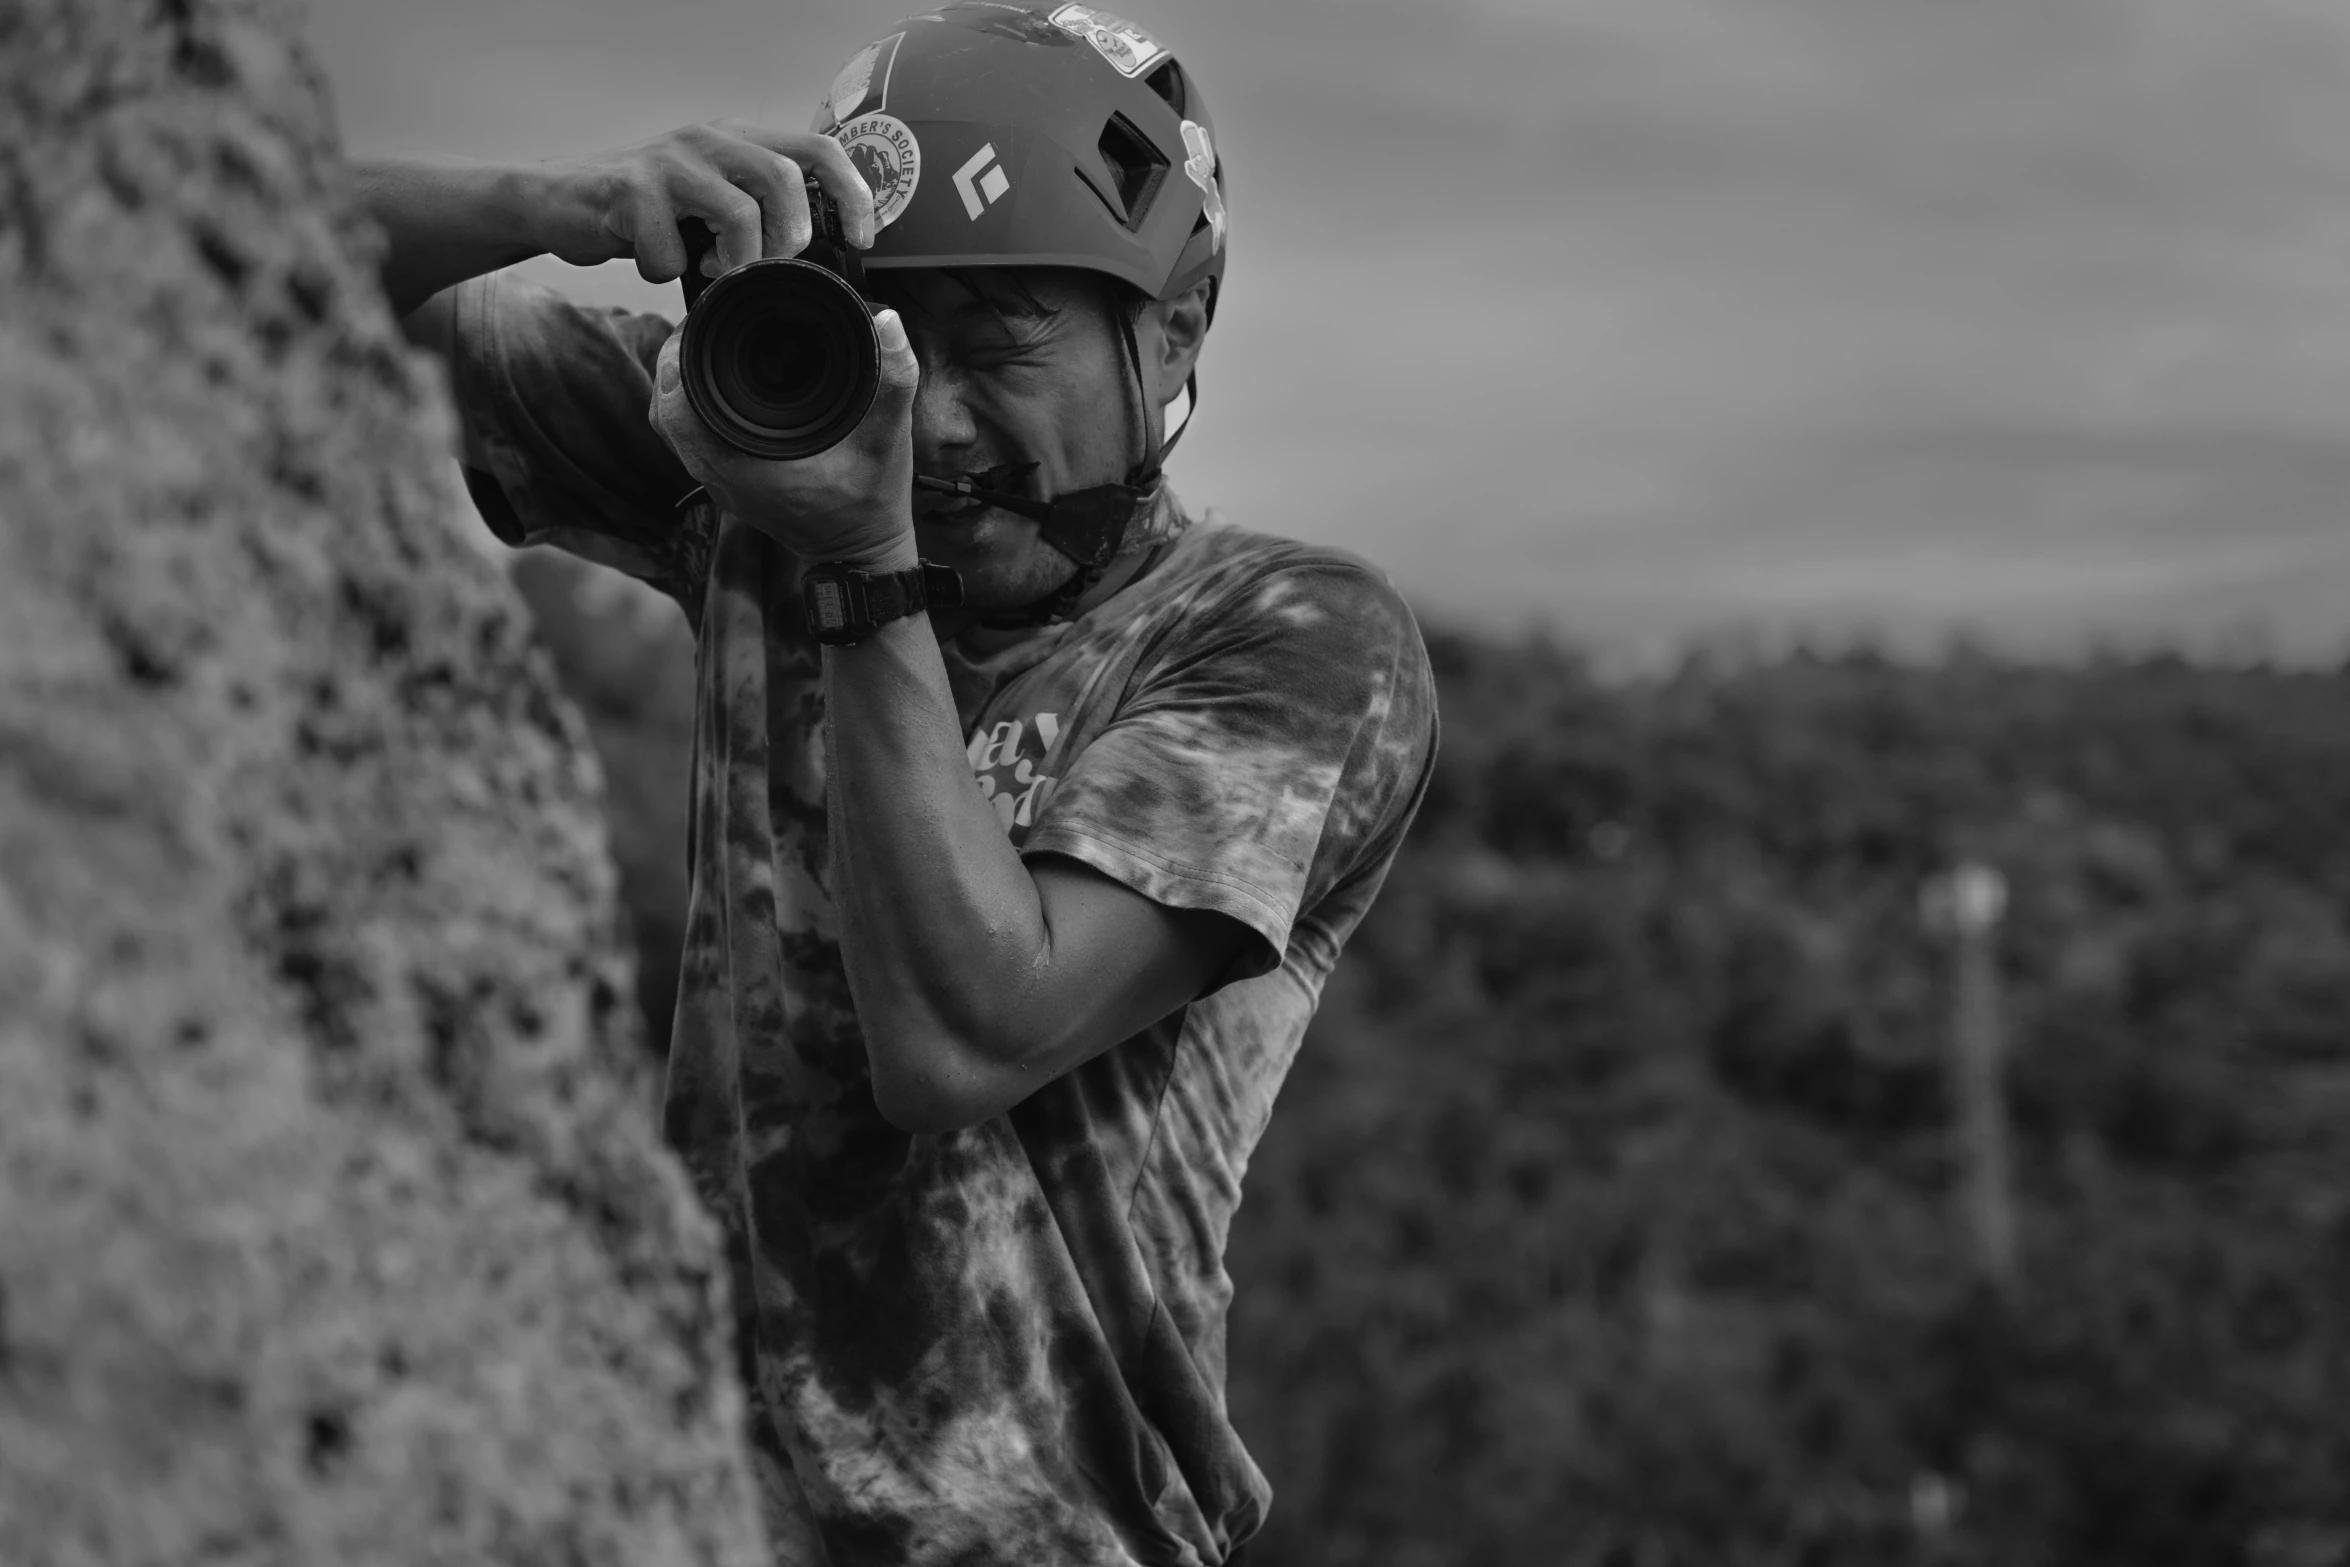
[677,181,880,460]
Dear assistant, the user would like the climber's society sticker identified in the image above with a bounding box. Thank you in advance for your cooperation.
[827,32,903,126]
[1048,4,1169,77]
[834,113,922,230]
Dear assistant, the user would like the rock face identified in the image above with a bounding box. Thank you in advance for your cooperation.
[0,1,765,1561]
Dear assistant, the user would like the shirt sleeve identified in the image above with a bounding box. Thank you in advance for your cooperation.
[447,272,714,620]
[1020,556,1439,983]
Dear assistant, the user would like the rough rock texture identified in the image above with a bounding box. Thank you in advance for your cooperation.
[0,0,766,1561]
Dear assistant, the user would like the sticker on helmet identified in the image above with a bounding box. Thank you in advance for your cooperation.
[1180,120,1225,251]
[1047,4,1170,78]
[952,144,1013,220]
[834,113,923,230]
[827,32,903,126]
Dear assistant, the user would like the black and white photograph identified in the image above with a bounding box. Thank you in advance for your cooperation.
[4,1,2347,1563]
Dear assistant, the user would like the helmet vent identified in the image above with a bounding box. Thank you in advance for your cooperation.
[1095,114,1171,232]
[1144,59,1186,115]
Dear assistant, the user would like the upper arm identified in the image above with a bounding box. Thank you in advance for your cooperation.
[869,857,1247,1134]
[1032,853,1252,1047]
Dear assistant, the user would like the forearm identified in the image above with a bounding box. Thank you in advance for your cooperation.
[823,579,1063,1122]
[352,156,557,319]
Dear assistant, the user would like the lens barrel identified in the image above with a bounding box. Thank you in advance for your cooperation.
[679,257,880,461]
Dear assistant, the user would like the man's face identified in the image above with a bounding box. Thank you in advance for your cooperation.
[871,268,1145,612]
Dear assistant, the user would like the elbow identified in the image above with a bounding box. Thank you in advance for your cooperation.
[866,1030,1018,1135]
[859,971,1042,1133]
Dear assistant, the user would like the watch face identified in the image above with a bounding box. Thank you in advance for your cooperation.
[810,576,850,633]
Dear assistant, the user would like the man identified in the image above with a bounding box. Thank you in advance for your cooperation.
[360,6,1435,1562]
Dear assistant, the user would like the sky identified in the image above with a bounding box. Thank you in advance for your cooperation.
[309,0,2350,660]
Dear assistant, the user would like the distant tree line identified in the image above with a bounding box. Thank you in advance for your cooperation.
[1229,633,2350,1567]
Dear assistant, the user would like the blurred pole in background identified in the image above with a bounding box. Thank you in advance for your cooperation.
[1922,863,2017,1294]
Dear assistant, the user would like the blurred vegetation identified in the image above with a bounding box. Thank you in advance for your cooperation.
[514,553,2350,1567]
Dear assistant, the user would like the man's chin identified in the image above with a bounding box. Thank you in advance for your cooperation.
[913,514,1076,614]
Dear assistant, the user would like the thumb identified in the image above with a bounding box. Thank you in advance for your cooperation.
[647,324,692,452]
[870,308,918,415]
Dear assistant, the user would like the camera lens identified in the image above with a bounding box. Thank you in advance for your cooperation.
[680,257,880,460]
[735,320,825,407]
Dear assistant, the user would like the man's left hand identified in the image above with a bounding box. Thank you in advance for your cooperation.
[649,307,920,567]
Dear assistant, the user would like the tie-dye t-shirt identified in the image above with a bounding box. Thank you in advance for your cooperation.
[449,273,1437,1566]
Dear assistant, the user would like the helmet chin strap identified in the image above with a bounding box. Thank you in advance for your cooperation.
[912,302,1192,626]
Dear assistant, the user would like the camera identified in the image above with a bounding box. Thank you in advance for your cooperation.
[677,181,879,460]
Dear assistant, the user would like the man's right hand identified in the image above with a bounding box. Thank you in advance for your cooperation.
[529,120,878,285]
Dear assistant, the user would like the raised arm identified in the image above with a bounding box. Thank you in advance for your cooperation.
[353,122,880,322]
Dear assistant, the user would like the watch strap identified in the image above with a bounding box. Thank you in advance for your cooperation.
[805,560,965,644]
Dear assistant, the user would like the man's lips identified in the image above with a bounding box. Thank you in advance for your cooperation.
[914,493,985,523]
[913,461,1039,521]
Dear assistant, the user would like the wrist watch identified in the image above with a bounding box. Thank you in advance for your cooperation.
[802,559,965,645]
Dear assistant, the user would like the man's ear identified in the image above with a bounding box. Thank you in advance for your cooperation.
[1143,281,1212,409]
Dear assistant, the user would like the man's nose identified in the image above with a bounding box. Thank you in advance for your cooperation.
[910,358,979,461]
